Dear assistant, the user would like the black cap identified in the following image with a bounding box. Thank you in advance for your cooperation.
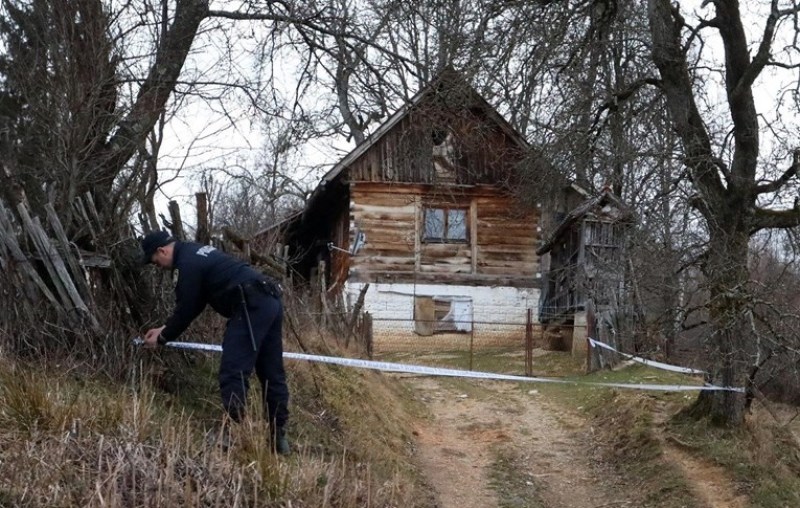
[140,230,174,264]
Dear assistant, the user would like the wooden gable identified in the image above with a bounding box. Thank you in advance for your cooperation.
[346,101,525,186]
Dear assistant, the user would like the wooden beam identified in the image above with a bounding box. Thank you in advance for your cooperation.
[168,200,185,240]
[195,192,210,244]
[45,203,91,301]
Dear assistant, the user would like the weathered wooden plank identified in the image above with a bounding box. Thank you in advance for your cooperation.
[420,242,471,254]
[355,225,415,240]
[349,269,541,287]
[17,204,74,308]
[196,192,210,244]
[72,197,99,241]
[33,217,94,320]
[470,201,478,273]
[478,265,539,276]
[352,181,504,198]
[168,200,185,240]
[478,243,538,253]
[0,204,62,307]
[362,247,414,258]
[355,257,417,267]
[350,200,416,212]
[17,203,90,317]
[83,192,102,223]
[45,203,92,301]
[476,237,537,247]
[356,217,414,230]
[418,264,473,273]
[413,198,422,272]
[420,253,472,265]
[477,252,535,263]
[360,235,415,249]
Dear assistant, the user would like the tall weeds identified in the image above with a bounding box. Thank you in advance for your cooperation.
[0,275,431,507]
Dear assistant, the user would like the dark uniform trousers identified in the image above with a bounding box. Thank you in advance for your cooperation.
[220,282,289,430]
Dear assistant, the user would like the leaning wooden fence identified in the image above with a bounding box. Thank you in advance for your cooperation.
[0,196,108,332]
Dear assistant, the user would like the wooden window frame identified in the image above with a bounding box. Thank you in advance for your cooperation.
[422,206,469,244]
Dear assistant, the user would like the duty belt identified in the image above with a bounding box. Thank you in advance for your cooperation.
[239,278,282,299]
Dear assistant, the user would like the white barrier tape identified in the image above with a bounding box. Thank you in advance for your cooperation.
[132,338,743,393]
[588,338,706,375]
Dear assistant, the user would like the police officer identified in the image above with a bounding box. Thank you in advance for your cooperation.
[140,230,290,454]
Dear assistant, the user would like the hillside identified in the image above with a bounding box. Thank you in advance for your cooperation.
[1,344,799,507]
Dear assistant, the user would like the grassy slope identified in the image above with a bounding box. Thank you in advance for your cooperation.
[0,349,435,507]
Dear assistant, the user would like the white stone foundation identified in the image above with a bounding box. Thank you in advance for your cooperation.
[344,282,540,351]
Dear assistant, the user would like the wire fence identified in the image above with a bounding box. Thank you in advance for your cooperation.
[367,314,542,375]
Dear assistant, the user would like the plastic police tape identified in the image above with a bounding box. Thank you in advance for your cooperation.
[132,338,744,393]
[588,338,706,375]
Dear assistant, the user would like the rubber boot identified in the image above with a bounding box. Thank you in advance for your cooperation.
[272,426,290,455]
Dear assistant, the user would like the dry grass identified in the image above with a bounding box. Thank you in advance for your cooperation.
[0,338,433,507]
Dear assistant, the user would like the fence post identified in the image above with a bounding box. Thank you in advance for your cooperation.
[195,192,210,244]
[168,200,185,240]
[526,308,533,376]
[364,312,373,359]
[469,319,474,371]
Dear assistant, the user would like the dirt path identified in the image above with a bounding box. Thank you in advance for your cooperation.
[405,376,752,508]
[404,376,631,508]
[653,404,748,508]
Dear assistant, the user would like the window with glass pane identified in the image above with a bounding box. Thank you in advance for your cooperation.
[423,207,468,243]
[424,209,445,241]
[447,209,466,240]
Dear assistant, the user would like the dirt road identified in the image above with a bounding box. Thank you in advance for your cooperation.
[404,375,746,508]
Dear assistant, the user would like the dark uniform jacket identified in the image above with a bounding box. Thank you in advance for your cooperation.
[161,241,265,342]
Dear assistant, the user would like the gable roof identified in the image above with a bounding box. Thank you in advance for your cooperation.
[315,68,530,190]
[536,186,632,255]
[253,69,533,240]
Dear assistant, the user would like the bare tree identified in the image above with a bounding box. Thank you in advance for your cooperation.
[207,120,308,237]
[644,0,800,425]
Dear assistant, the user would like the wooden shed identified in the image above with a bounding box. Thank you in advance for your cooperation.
[536,185,633,361]
[280,70,543,350]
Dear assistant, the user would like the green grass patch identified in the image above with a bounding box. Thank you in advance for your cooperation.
[528,351,585,377]
[377,347,531,374]
[532,362,700,412]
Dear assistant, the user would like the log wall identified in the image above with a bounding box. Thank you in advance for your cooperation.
[346,182,539,288]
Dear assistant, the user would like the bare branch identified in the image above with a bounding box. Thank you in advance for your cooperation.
[755,149,800,195]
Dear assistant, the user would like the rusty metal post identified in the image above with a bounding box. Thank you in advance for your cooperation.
[469,319,475,371]
[526,308,533,376]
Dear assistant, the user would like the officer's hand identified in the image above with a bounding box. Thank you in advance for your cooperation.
[143,326,166,348]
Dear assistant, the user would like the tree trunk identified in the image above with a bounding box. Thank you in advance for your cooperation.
[689,229,750,426]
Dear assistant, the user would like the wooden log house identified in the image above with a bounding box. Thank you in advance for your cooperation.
[272,70,543,350]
